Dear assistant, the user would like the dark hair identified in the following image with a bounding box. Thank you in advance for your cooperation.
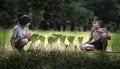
[95,18,102,23]
[94,18,102,26]
[19,16,31,25]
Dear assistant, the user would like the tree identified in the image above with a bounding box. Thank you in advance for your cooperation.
[0,0,119,32]
[85,0,120,31]
[30,0,47,29]
[61,1,95,31]
[0,0,18,28]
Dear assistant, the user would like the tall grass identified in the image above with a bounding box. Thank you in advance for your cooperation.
[0,28,11,50]
[109,33,120,51]
[0,51,120,69]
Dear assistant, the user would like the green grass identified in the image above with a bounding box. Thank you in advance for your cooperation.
[0,29,120,51]
[0,51,120,69]
[109,33,120,51]
[0,29,120,69]
[0,28,11,49]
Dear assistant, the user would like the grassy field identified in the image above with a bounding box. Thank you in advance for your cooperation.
[0,29,120,52]
[0,29,120,69]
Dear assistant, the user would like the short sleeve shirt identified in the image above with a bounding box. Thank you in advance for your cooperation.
[12,23,28,42]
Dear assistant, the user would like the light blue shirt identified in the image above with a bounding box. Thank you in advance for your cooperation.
[12,23,28,42]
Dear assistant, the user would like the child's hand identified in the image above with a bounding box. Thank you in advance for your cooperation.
[26,33,31,41]
[98,28,104,33]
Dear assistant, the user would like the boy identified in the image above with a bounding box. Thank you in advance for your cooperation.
[80,19,111,51]
[10,15,31,51]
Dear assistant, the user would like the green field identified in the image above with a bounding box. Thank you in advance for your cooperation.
[0,29,120,52]
[0,29,120,69]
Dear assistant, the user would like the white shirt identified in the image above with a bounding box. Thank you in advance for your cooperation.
[12,23,28,42]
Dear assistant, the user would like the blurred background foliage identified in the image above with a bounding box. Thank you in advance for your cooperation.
[0,0,120,32]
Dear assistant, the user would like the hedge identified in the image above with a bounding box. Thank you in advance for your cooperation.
[0,51,120,69]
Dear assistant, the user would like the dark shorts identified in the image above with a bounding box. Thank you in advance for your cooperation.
[89,38,107,50]
[14,38,22,49]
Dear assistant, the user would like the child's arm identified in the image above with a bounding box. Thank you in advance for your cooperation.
[26,33,31,41]
[84,31,93,44]
[24,33,31,41]
[103,28,111,40]
[98,28,111,40]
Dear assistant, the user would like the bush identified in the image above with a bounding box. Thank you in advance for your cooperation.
[0,52,120,69]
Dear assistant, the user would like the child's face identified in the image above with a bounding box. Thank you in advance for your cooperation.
[92,21,100,29]
[24,23,30,27]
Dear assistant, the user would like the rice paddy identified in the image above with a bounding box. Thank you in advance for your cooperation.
[0,29,120,52]
[0,29,120,69]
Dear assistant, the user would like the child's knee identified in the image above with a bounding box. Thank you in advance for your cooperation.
[22,38,29,44]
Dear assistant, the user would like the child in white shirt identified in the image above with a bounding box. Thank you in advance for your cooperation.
[10,15,31,51]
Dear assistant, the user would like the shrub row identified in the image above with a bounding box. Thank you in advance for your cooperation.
[0,51,120,69]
